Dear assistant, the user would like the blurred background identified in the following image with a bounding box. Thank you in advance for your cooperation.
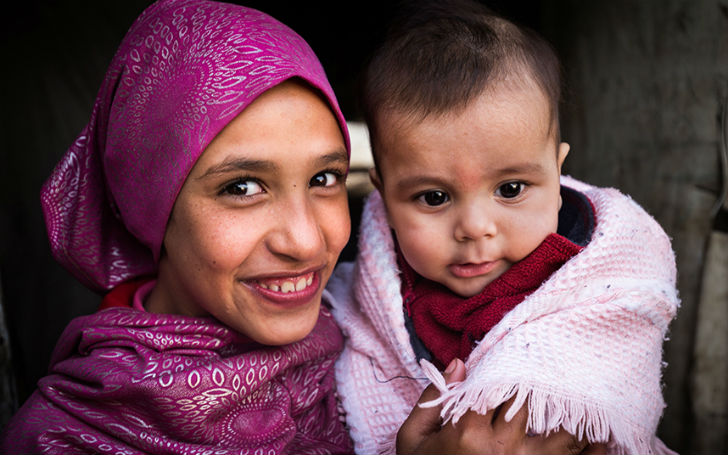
[1,1,726,453]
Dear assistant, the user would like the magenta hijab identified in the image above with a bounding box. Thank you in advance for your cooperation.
[3,2,354,453]
[41,0,350,293]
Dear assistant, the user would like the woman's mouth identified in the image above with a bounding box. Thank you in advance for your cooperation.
[247,271,320,306]
[257,273,314,293]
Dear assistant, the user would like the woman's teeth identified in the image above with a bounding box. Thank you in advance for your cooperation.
[258,274,314,293]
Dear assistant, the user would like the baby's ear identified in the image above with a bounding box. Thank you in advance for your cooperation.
[557,143,569,211]
[368,167,396,226]
[369,167,383,192]
[557,142,570,172]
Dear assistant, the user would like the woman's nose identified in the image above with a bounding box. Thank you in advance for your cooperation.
[453,202,497,242]
[266,197,325,261]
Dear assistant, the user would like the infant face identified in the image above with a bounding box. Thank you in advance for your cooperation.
[374,85,568,297]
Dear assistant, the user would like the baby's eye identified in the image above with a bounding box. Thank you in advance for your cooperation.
[222,179,264,197]
[310,171,340,188]
[417,190,450,206]
[496,182,525,199]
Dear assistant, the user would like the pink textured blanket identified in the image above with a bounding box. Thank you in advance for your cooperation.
[326,176,679,455]
[0,307,352,454]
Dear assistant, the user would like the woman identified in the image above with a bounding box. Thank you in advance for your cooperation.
[1,1,352,453]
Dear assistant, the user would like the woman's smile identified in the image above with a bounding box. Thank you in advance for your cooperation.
[246,270,322,307]
[255,271,315,293]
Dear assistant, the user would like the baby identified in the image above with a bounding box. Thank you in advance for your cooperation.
[327,1,679,454]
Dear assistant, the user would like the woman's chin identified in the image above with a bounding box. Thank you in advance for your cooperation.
[238,305,322,346]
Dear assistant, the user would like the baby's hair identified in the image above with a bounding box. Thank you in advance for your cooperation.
[359,0,564,166]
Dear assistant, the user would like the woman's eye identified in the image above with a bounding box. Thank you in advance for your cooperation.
[496,182,524,199]
[310,171,339,188]
[222,179,264,196]
[417,190,449,206]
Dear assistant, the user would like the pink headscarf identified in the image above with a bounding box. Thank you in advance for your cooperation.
[41,0,350,293]
[2,3,355,453]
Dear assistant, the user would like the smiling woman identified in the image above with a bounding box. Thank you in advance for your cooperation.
[150,80,351,346]
[0,1,354,453]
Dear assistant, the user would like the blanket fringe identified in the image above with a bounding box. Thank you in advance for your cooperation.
[418,360,667,455]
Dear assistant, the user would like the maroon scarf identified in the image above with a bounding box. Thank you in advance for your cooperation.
[401,233,583,368]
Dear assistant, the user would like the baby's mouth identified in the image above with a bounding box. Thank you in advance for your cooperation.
[449,261,499,278]
[256,272,315,294]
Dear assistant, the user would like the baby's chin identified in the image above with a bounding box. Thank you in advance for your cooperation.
[445,274,504,298]
[410,256,516,297]
[441,263,512,298]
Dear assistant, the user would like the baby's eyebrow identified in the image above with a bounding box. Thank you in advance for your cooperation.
[491,162,546,177]
[395,175,447,191]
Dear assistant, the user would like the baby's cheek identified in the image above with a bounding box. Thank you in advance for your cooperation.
[402,241,443,277]
[508,216,556,258]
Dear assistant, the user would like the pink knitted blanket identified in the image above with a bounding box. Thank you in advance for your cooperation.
[326,176,679,455]
[1,307,352,454]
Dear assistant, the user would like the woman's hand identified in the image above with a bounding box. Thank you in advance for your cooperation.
[396,359,608,454]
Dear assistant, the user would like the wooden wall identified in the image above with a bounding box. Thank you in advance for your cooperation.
[539,2,728,452]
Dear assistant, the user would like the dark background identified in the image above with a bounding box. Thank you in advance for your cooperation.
[1,1,726,453]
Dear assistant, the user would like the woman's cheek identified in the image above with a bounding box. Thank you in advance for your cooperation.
[195,210,259,270]
[322,195,352,255]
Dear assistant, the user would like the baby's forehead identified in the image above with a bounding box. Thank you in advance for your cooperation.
[386,82,553,136]
[480,80,554,126]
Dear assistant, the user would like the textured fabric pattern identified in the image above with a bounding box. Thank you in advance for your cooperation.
[0,306,352,454]
[40,0,350,293]
[400,231,583,368]
[327,176,679,455]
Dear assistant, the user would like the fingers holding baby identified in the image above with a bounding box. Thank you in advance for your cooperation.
[397,358,608,455]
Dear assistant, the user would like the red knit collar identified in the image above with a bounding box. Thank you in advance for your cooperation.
[399,232,584,369]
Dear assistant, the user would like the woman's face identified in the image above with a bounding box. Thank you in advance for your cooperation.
[149,80,351,345]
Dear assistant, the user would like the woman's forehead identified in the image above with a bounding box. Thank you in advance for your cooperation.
[191,80,347,177]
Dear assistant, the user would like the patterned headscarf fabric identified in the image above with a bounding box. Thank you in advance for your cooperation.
[0,304,353,454]
[40,0,350,293]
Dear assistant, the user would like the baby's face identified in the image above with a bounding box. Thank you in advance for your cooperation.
[374,85,568,297]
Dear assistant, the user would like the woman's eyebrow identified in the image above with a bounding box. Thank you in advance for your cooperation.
[198,148,348,179]
[314,148,349,167]
[197,157,276,179]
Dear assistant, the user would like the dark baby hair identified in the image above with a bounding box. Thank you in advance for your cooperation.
[359,0,564,163]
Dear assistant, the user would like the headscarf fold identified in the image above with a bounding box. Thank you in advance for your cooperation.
[40,0,350,293]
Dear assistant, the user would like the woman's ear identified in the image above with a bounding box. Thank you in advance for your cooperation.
[557,142,570,173]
